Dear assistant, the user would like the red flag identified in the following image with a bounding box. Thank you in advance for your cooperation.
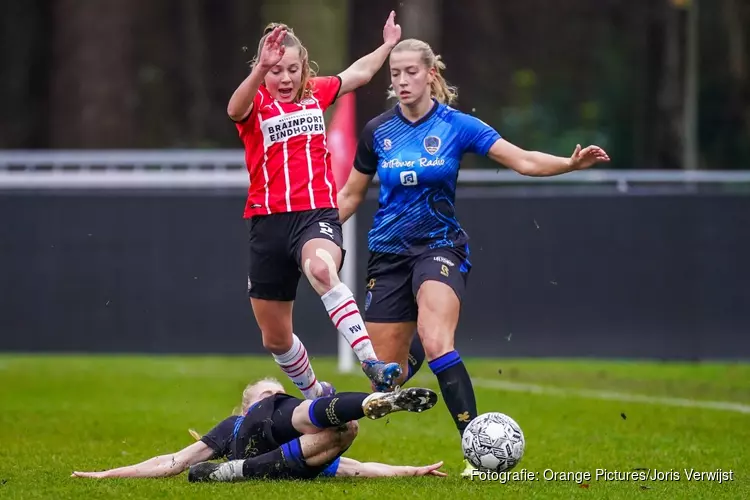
[327,92,357,190]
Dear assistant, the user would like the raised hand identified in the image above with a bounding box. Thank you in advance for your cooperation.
[383,10,402,48]
[569,144,611,170]
[258,26,287,70]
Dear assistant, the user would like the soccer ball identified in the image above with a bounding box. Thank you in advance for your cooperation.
[461,412,525,472]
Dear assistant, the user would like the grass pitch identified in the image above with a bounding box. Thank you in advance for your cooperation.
[0,355,748,499]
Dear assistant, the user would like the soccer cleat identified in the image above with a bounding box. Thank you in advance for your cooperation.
[361,360,402,392]
[188,460,245,483]
[362,387,438,420]
[319,381,336,397]
[460,459,478,478]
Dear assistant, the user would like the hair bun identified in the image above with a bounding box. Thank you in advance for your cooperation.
[263,22,292,35]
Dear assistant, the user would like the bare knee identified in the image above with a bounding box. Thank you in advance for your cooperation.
[306,257,334,290]
[418,325,455,361]
[261,333,293,355]
[335,421,359,450]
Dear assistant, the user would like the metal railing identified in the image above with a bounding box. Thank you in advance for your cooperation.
[2,150,750,190]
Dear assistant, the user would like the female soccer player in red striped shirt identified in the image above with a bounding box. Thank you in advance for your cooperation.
[227,13,403,399]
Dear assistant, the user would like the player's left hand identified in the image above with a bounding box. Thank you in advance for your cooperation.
[569,144,610,170]
[412,461,447,477]
[383,10,401,48]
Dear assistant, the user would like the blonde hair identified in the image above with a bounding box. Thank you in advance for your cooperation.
[388,39,458,105]
[233,377,284,415]
[251,23,319,101]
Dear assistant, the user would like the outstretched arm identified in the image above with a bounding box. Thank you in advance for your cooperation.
[337,11,401,96]
[71,441,215,479]
[337,169,373,224]
[335,458,447,478]
[487,138,610,177]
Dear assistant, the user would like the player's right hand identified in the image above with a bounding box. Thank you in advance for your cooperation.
[258,26,287,70]
[412,461,447,477]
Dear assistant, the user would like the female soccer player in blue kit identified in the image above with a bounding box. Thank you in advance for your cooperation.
[337,38,610,475]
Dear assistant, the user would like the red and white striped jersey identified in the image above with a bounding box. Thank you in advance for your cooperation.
[236,76,342,218]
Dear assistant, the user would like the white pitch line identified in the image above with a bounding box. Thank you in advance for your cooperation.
[472,378,750,414]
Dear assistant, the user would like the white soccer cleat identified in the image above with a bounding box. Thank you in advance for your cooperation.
[362,387,438,420]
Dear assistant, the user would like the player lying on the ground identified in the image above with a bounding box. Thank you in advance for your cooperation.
[72,378,444,481]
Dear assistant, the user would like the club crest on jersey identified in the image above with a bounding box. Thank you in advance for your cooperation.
[423,136,441,155]
[383,138,392,150]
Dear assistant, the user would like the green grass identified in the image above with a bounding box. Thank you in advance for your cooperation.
[0,355,748,499]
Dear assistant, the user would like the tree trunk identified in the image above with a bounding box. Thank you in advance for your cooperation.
[50,0,139,148]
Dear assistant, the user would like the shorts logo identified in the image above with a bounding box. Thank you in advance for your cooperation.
[247,276,252,292]
[433,256,455,267]
[383,138,392,150]
[318,221,334,238]
[423,135,441,155]
[400,170,418,186]
[366,278,376,289]
[440,264,450,277]
[365,291,372,311]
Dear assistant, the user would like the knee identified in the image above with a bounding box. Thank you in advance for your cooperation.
[336,421,359,449]
[262,334,293,355]
[306,257,334,289]
[418,326,454,360]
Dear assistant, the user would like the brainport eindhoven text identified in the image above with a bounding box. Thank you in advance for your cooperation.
[470,468,734,484]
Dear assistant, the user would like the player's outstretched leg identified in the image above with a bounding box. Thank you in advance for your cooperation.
[189,423,357,482]
[302,237,402,392]
[300,388,438,429]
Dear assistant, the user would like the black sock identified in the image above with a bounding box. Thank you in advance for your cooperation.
[308,393,366,428]
[404,334,426,383]
[241,447,295,479]
[241,438,343,481]
[428,350,477,437]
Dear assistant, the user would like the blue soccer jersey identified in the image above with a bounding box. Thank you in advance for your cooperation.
[353,100,501,255]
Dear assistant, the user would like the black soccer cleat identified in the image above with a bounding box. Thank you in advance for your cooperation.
[361,387,438,420]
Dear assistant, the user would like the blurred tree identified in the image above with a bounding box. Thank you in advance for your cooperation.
[50,0,139,148]
[0,0,51,148]
[261,0,347,82]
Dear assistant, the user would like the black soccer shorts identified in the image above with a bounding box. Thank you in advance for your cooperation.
[246,208,345,301]
[363,246,471,323]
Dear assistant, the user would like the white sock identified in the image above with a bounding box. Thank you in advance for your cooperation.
[321,283,377,363]
[272,334,321,399]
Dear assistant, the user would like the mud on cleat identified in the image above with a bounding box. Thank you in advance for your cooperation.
[361,360,402,392]
[188,460,245,483]
[361,387,438,420]
[318,381,336,397]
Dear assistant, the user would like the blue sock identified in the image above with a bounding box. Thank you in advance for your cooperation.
[428,350,477,437]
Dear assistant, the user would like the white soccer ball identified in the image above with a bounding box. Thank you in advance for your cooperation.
[461,412,525,472]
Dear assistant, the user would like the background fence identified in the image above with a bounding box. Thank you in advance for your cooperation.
[2,151,748,360]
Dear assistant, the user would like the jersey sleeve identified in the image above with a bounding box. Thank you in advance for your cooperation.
[232,86,267,139]
[352,120,379,175]
[200,416,239,459]
[456,112,502,156]
[311,76,342,111]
